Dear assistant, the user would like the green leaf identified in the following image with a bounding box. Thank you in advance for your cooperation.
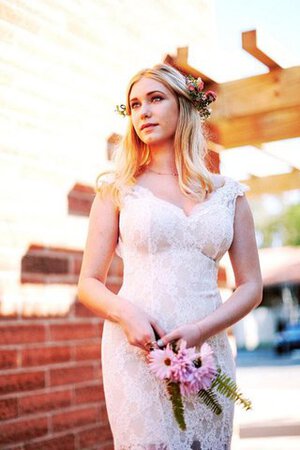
[166,380,187,431]
[211,368,252,411]
[197,388,222,415]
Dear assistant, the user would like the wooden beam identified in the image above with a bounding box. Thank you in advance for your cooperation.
[242,29,282,70]
[163,48,216,84]
[213,66,299,119]
[211,66,300,147]
[216,105,300,147]
[241,170,300,196]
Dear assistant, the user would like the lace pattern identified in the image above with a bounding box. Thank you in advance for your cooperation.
[101,176,250,450]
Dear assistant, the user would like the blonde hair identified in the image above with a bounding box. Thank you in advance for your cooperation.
[95,63,215,209]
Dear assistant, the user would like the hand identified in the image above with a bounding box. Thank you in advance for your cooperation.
[117,300,167,351]
[156,323,203,350]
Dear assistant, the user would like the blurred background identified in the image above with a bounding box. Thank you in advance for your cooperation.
[0,0,299,449]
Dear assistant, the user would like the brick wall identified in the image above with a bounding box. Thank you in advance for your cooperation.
[0,301,114,450]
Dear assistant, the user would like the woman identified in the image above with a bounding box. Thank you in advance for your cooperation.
[77,63,263,450]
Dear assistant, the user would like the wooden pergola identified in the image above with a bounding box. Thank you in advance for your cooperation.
[164,29,300,196]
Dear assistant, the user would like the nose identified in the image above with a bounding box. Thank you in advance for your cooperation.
[140,101,151,119]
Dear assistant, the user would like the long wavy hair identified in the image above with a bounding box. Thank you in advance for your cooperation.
[95,63,215,209]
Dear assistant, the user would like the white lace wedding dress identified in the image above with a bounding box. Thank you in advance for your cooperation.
[101,175,250,450]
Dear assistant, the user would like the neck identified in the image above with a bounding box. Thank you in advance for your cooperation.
[147,141,177,173]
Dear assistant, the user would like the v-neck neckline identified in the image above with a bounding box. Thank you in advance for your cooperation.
[132,176,229,219]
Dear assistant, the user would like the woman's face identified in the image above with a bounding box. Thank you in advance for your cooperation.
[129,77,179,146]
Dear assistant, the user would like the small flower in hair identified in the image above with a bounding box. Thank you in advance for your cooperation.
[196,77,204,91]
[115,104,128,117]
[205,90,217,102]
[185,74,217,121]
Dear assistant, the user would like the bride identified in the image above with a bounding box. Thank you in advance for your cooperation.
[77,62,263,450]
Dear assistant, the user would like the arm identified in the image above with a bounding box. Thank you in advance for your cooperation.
[77,189,129,323]
[196,193,263,343]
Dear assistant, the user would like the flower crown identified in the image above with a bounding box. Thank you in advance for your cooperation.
[115,74,217,120]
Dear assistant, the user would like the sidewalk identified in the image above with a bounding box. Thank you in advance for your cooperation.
[231,351,300,449]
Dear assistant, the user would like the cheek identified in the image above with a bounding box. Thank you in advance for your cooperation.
[165,111,178,130]
[131,117,139,133]
[164,103,178,125]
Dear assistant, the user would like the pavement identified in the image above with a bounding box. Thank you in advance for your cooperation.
[231,348,300,449]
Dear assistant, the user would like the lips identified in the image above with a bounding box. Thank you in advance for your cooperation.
[141,123,158,131]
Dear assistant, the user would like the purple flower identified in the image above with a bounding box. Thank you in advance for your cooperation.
[168,340,197,383]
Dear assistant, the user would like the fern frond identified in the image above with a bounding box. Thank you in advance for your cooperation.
[211,368,252,411]
[166,380,186,431]
[198,388,222,415]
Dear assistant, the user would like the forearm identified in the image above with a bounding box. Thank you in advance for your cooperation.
[196,281,263,342]
[77,277,130,323]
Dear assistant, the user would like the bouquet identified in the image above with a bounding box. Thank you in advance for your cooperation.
[146,339,252,431]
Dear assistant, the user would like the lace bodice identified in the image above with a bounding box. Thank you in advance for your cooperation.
[116,176,250,263]
[101,175,250,450]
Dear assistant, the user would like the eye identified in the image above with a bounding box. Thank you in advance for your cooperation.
[130,96,163,110]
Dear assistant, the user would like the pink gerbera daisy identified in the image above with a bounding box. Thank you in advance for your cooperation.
[147,343,175,380]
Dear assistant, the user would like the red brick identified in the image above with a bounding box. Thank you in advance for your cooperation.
[19,388,72,415]
[0,416,48,445]
[52,406,99,432]
[0,398,18,420]
[99,443,114,450]
[20,273,77,285]
[75,383,104,404]
[73,301,96,318]
[98,403,110,424]
[0,311,18,320]
[105,280,122,295]
[28,244,82,254]
[3,446,23,450]
[21,345,71,367]
[0,370,45,395]
[0,324,45,345]
[78,424,112,448]
[49,364,94,386]
[68,184,94,217]
[72,255,83,276]
[0,349,18,369]
[21,252,69,275]
[49,322,100,341]
[98,322,104,334]
[24,434,75,450]
[74,343,100,361]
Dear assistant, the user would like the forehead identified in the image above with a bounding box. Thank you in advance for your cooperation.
[129,77,170,100]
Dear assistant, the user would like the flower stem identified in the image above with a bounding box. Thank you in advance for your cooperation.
[166,380,186,431]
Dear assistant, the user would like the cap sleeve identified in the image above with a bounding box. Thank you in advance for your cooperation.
[221,177,250,217]
[95,171,116,192]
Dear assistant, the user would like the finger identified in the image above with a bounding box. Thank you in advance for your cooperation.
[150,321,167,339]
[157,332,179,348]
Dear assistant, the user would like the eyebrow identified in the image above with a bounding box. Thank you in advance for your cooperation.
[129,90,166,103]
